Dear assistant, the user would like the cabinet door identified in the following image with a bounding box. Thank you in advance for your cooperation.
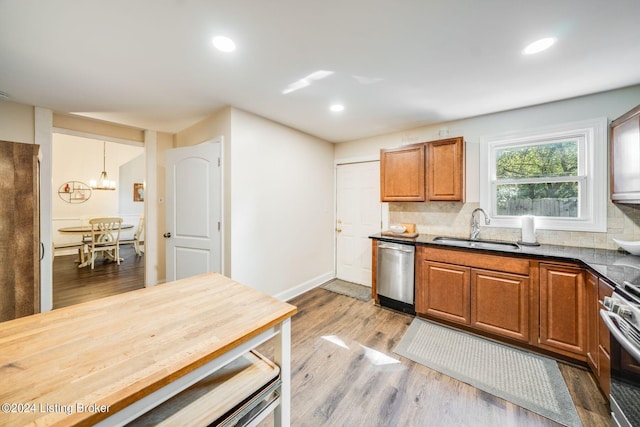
[0,141,40,322]
[380,144,425,201]
[597,279,614,396]
[586,272,599,373]
[611,106,640,202]
[416,260,470,324]
[471,269,529,342]
[427,137,464,202]
[539,263,587,357]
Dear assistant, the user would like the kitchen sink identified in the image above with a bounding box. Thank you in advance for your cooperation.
[432,236,520,251]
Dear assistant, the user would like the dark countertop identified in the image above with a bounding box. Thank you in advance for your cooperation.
[370,233,640,290]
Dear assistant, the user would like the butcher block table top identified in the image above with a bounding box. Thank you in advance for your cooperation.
[0,273,297,427]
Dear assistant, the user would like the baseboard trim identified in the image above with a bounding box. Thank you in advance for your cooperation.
[274,271,335,302]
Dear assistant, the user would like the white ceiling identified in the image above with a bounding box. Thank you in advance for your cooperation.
[1,0,639,143]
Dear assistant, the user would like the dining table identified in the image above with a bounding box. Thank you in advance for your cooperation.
[58,224,134,268]
[58,224,134,234]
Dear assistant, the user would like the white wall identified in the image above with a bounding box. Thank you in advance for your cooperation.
[336,85,640,203]
[0,100,34,143]
[118,154,145,215]
[230,109,335,299]
[118,154,145,240]
[334,85,640,249]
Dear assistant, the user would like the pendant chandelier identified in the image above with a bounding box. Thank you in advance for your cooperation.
[90,141,116,190]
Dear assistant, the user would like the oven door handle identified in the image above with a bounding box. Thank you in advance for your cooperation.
[600,309,640,363]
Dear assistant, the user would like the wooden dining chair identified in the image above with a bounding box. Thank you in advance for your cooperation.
[88,217,123,269]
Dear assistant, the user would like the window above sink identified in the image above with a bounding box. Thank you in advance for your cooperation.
[479,117,608,232]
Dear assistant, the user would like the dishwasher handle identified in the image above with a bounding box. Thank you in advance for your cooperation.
[378,244,414,253]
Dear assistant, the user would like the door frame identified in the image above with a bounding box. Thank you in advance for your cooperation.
[334,155,389,281]
[36,111,150,312]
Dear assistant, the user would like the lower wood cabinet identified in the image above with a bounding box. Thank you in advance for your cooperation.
[585,273,615,396]
[471,269,529,342]
[416,260,470,324]
[539,263,587,359]
[597,278,614,395]
[409,244,613,400]
[586,272,600,372]
[415,247,531,343]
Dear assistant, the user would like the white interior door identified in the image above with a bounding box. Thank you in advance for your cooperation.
[165,140,221,281]
[336,161,382,286]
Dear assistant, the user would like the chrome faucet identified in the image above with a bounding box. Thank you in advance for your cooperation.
[470,208,490,240]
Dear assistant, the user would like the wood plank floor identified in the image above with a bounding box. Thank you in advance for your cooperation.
[258,287,610,427]
[50,266,610,426]
[53,245,145,309]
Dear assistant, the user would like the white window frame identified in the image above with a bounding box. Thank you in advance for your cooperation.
[479,118,607,232]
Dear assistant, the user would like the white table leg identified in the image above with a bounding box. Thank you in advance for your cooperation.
[273,318,291,427]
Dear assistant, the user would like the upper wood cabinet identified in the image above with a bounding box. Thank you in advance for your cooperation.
[0,140,41,322]
[380,137,465,202]
[610,104,640,203]
[427,137,465,201]
[380,143,425,201]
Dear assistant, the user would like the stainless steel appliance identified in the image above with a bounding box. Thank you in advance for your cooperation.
[376,241,415,314]
[601,282,640,427]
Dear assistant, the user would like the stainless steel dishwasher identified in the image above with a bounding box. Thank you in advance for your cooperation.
[376,241,415,314]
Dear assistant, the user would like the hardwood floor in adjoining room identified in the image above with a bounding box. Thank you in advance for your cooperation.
[53,245,145,309]
[258,288,610,427]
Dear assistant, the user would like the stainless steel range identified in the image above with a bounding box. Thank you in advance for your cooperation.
[601,282,640,427]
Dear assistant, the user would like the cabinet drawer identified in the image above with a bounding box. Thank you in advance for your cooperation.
[421,246,530,275]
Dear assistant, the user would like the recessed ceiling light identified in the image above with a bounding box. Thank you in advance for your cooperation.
[330,104,345,112]
[522,37,556,55]
[212,36,236,53]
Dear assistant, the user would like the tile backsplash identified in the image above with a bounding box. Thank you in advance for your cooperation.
[389,201,640,250]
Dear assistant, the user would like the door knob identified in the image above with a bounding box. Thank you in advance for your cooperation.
[336,228,342,233]
[163,232,172,238]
